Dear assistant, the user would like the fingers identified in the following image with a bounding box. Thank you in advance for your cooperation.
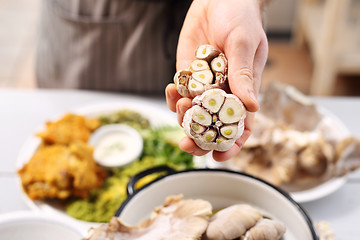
[176,97,192,125]
[175,0,207,71]
[165,84,182,112]
[224,30,262,113]
[176,13,202,71]
[253,33,269,94]
[179,137,210,156]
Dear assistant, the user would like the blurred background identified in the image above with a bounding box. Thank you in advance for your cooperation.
[0,0,359,96]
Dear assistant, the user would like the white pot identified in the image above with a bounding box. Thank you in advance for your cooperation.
[117,167,318,240]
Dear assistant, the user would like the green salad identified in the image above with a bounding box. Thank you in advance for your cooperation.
[66,110,194,222]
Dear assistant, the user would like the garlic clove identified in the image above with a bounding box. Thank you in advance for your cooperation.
[218,98,246,124]
[220,125,238,139]
[188,79,205,97]
[214,72,227,85]
[174,69,192,86]
[190,122,207,135]
[215,136,227,144]
[174,69,193,97]
[211,53,227,74]
[202,129,217,143]
[190,59,210,72]
[192,70,213,85]
[192,105,212,126]
[202,90,225,113]
[195,45,221,62]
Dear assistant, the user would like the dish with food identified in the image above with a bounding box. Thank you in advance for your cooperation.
[86,194,286,240]
[207,83,360,203]
[16,101,197,230]
[115,167,318,240]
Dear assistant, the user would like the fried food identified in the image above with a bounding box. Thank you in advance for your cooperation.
[18,141,106,200]
[19,113,105,200]
[37,113,100,145]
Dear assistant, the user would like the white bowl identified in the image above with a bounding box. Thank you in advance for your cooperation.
[0,211,84,240]
[116,168,318,240]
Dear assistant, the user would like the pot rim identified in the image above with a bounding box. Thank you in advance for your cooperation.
[116,167,319,240]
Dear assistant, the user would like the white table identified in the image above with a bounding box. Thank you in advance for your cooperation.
[1,89,359,239]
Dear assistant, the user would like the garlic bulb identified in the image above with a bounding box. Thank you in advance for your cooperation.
[174,45,228,98]
[183,89,246,152]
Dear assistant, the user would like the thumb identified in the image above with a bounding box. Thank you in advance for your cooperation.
[225,37,259,113]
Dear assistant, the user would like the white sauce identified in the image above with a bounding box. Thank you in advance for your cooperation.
[89,124,143,167]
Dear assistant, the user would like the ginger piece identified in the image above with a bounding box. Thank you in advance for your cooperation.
[244,218,286,240]
[204,204,262,240]
[183,89,246,152]
[18,142,105,200]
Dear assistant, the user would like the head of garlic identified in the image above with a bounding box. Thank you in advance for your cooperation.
[174,45,228,98]
[183,89,246,152]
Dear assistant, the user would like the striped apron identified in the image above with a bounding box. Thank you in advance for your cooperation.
[36,0,191,95]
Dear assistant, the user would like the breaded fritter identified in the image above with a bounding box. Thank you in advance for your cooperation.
[36,113,100,145]
[18,142,106,200]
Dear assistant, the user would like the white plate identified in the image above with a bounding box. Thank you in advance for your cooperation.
[0,211,84,239]
[16,101,177,231]
[207,106,350,203]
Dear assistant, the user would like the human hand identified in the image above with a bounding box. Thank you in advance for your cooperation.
[165,0,268,162]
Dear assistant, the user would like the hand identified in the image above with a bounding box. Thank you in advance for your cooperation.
[165,0,268,162]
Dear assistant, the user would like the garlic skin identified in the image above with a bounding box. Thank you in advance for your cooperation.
[174,45,228,98]
[183,89,246,152]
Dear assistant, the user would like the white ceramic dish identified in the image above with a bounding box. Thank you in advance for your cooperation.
[0,211,84,239]
[89,124,144,167]
[116,168,318,240]
[207,106,350,203]
[16,101,177,232]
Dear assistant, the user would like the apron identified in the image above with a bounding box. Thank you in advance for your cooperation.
[36,0,191,95]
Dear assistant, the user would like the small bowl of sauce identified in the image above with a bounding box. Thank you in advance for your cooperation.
[89,124,143,168]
